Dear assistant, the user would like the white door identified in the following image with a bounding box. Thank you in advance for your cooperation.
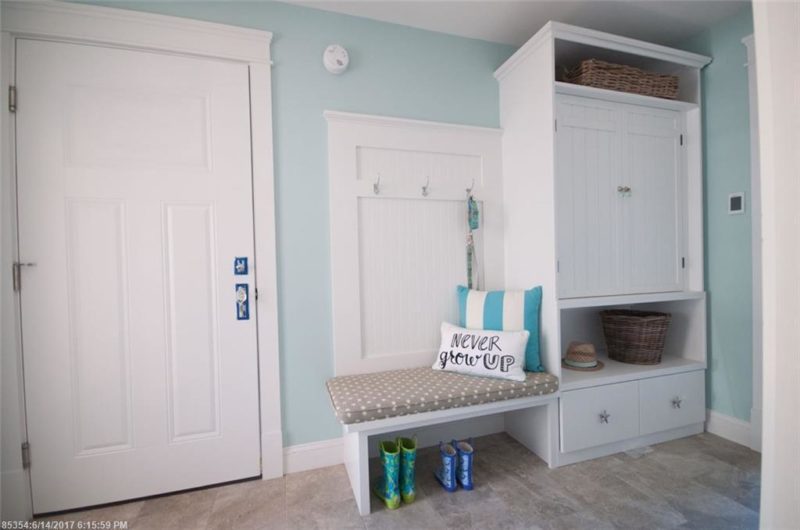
[620,104,683,294]
[556,95,683,298]
[16,39,261,513]
[556,95,624,298]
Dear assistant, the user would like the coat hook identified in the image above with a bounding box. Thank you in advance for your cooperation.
[466,178,475,195]
[422,176,430,197]
[373,174,381,195]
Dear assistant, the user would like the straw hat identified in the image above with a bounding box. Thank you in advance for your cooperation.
[562,341,604,371]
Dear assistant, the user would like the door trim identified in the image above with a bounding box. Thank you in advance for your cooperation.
[1,1,282,518]
[742,33,762,453]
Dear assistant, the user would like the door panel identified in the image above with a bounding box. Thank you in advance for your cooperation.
[65,199,134,455]
[556,95,684,298]
[16,39,260,513]
[162,203,221,441]
[622,106,683,293]
[556,97,623,298]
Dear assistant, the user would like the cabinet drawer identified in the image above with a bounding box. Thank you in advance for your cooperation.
[560,381,639,453]
[639,371,705,435]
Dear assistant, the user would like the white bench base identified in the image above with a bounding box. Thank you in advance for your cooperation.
[341,393,559,516]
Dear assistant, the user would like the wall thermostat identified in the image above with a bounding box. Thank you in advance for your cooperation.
[728,192,745,215]
[323,44,349,75]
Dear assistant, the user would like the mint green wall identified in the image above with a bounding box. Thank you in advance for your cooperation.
[90,1,514,445]
[682,7,754,421]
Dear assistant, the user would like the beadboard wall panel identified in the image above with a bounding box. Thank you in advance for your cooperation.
[358,197,482,359]
[326,111,502,375]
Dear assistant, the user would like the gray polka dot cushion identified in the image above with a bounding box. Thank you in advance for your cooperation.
[326,367,559,424]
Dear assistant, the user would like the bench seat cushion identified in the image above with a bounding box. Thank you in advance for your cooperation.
[327,367,559,425]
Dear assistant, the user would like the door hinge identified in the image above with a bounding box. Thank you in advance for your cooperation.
[12,262,36,292]
[554,119,558,132]
[12,262,21,292]
[680,134,684,146]
[255,287,259,301]
[8,86,16,113]
[21,442,30,469]
[557,260,560,273]
[681,257,686,269]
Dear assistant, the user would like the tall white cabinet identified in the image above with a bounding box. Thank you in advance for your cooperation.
[496,22,711,466]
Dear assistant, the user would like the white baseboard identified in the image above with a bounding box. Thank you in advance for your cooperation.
[705,409,752,448]
[749,407,762,452]
[283,414,505,475]
[283,437,344,474]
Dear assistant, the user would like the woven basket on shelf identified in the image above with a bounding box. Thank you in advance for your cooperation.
[563,59,679,100]
[600,309,671,365]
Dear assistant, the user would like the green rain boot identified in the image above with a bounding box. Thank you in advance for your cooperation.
[373,440,401,510]
[398,437,417,504]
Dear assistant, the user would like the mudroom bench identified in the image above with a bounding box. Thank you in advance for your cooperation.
[326,367,559,515]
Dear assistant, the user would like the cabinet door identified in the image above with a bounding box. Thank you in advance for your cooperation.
[556,95,685,298]
[556,96,623,298]
[620,105,684,293]
[560,381,639,453]
[639,371,705,435]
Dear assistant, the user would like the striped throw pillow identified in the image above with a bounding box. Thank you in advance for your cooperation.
[456,285,543,372]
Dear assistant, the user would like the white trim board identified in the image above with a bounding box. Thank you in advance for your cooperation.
[705,409,752,448]
[0,1,282,519]
[0,0,272,64]
[742,33,762,454]
[284,438,345,475]
[323,110,503,135]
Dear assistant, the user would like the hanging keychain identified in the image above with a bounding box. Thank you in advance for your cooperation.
[466,192,480,289]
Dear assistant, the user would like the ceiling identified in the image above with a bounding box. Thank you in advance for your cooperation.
[287,0,750,47]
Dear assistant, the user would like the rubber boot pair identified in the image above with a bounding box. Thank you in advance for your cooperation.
[434,439,474,492]
[373,437,417,510]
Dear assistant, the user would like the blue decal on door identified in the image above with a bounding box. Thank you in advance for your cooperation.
[234,257,248,275]
[235,283,249,320]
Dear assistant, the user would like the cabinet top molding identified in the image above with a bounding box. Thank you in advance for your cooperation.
[495,21,712,81]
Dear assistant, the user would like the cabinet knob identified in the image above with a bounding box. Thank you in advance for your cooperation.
[672,397,682,409]
[599,410,611,424]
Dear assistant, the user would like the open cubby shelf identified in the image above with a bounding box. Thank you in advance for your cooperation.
[557,294,707,389]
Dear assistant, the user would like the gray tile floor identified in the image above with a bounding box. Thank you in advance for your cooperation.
[39,432,760,529]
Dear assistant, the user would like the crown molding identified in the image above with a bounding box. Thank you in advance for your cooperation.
[1,0,272,64]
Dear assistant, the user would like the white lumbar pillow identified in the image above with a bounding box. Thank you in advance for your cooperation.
[432,322,529,382]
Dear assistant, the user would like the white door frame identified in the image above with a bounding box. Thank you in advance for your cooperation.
[0,1,283,518]
[742,34,762,453]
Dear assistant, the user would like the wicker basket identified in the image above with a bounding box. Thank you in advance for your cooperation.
[563,59,679,100]
[600,309,671,365]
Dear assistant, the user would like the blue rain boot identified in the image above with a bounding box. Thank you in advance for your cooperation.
[434,442,457,492]
[453,438,474,491]
[373,440,401,509]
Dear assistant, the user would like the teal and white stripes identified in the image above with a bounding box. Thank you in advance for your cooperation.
[457,286,543,372]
